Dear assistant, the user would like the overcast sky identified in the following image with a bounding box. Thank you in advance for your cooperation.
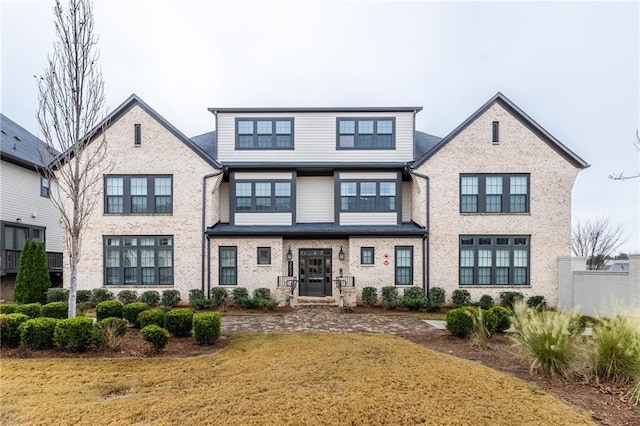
[2,0,639,253]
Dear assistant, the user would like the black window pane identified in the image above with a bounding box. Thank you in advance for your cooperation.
[358,134,373,147]
[275,197,291,211]
[461,195,478,213]
[377,134,392,148]
[238,135,253,148]
[255,197,272,211]
[276,135,292,147]
[159,267,173,284]
[460,237,474,245]
[510,195,526,212]
[460,268,474,285]
[155,196,171,213]
[131,196,147,213]
[236,198,252,211]
[257,135,273,148]
[486,195,502,212]
[107,197,123,213]
[479,238,492,245]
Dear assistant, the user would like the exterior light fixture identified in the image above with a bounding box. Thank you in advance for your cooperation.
[287,247,292,261]
[16,218,22,223]
[339,246,345,261]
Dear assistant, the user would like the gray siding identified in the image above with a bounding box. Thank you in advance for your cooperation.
[402,181,411,223]
[219,183,229,223]
[0,161,63,252]
[217,112,415,163]
[296,177,334,223]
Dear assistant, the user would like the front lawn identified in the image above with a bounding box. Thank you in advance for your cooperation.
[0,333,592,425]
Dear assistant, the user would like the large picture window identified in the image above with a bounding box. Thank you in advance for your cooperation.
[219,247,237,285]
[460,174,529,213]
[236,118,294,149]
[337,118,395,149]
[235,181,291,212]
[340,181,396,212]
[395,246,413,285]
[104,236,173,285]
[105,175,172,214]
[459,235,529,286]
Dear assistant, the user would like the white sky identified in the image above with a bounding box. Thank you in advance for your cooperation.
[2,0,639,253]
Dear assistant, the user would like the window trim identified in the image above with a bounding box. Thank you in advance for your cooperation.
[459,174,530,214]
[40,177,50,198]
[360,247,375,265]
[458,235,530,286]
[234,180,293,213]
[257,247,271,265]
[235,118,295,150]
[104,175,173,215]
[394,246,413,286]
[336,117,396,150]
[219,246,238,286]
[103,235,174,286]
[339,180,397,212]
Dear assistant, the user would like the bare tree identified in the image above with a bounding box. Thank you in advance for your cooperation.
[572,217,625,270]
[609,130,640,180]
[37,0,110,317]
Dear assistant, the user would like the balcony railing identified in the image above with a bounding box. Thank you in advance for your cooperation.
[334,276,355,294]
[0,249,63,275]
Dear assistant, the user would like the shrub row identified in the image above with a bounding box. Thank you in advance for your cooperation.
[445,305,512,338]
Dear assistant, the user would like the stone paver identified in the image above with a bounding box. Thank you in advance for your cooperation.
[222,307,437,335]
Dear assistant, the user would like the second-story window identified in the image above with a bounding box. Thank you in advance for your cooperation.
[460,174,529,213]
[40,177,50,198]
[337,118,395,149]
[105,175,173,214]
[236,118,294,149]
[235,181,292,212]
[340,181,396,212]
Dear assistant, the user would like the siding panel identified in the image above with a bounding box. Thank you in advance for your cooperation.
[296,177,334,223]
[402,181,411,223]
[340,212,397,225]
[235,213,292,226]
[219,183,229,223]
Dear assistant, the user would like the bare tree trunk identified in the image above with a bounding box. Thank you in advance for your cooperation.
[37,0,110,318]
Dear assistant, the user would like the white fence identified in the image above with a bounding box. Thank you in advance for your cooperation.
[558,254,640,318]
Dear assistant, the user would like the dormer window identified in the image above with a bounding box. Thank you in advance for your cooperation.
[337,118,395,149]
[235,118,294,149]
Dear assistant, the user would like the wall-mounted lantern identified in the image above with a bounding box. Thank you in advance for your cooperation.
[338,246,345,261]
[287,247,293,261]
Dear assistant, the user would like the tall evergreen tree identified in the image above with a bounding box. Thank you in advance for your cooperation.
[14,241,51,304]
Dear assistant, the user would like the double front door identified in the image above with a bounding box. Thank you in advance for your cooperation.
[299,249,332,297]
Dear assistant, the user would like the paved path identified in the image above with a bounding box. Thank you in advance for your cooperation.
[221,307,438,335]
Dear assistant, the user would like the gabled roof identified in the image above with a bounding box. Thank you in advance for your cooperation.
[411,92,589,169]
[208,106,422,114]
[414,130,442,159]
[191,130,216,160]
[0,114,59,170]
[64,94,222,168]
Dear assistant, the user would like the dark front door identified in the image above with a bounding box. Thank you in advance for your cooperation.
[299,249,332,297]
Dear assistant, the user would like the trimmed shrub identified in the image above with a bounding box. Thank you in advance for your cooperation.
[469,307,498,346]
[526,295,547,311]
[95,300,124,321]
[253,288,271,300]
[20,317,59,350]
[189,289,212,311]
[16,303,42,319]
[14,241,51,304]
[0,303,18,314]
[123,302,150,328]
[446,307,474,338]
[94,317,128,351]
[210,288,228,307]
[238,297,260,310]
[41,302,68,319]
[426,287,445,312]
[510,301,582,377]
[76,290,92,303]
[590,315,640,384]
[76,302,92,316]
[479,294,494,310]
[381,286,400,310]
[91,288,114,304]
[140,290,160,307]
[46,288,69,303]
[499,291,524,310]
[140,325,170,353]
[489,305,511,332]
[361,287,378,308]
[192,312,221,345]
[402,287,426,311]
[231,288,249,305]
[452,289,472,308]
[161,289,181,307]
[117,290,139,305]
[54,317,93,352]
[261,299,278,310]
[138,308,167,328]
[0,313,29,348]
[165,308,194,337]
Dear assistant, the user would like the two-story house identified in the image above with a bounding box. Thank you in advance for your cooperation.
[64,92,587,307]
[0,114,64,301]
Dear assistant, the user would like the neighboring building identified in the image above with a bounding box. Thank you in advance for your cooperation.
[0,114,63,301]
[64,92,588,307]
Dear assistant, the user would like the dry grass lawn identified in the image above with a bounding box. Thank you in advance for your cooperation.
[0,333,593,425]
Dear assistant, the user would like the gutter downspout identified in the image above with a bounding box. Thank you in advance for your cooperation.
[202,169,225,296]
[408,168,430,295]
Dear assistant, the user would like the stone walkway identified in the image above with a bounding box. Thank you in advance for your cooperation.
[221,306,438,335]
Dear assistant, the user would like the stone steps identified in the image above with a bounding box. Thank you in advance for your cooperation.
[295,296,338,307]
